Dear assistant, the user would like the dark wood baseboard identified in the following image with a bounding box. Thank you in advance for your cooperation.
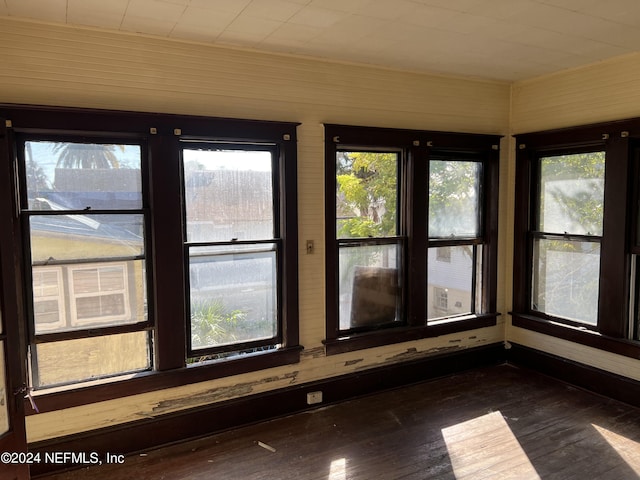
[30,343,505,477]
[506,343,640,409]
[32,342,640,477]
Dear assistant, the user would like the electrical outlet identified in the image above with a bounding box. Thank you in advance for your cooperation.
[307,391,323,405]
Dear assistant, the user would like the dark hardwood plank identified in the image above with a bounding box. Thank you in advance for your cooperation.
[39,365,640,479]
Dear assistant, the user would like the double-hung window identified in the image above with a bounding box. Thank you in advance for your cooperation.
[530,150,604,325]
[181,143,282,359]
[428,156,484,321]
[0,105,299,410]
[513,121,640,358]
[325,125,500,354]
[334,149,403,332]
[17,137,152,388]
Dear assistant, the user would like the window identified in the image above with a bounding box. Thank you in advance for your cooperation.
[181,145,281,359]
[325,125,500,354]
[0,106,299,405]
[532,151,604,326]
[18,138,151,388]
[428,158,484,322]
[513,121,640,358]
[335,150,403,331]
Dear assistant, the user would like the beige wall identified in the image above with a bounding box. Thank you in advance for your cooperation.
[508,52,640,382]
[0,17,511,442]
[10,13,640,444]
[511,52,640,134]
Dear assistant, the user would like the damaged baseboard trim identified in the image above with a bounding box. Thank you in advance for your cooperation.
[30,343,504,477]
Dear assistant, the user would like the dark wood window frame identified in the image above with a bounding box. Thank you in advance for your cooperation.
[324,124,501,355]
[512,119,640,359]
[16,132,153,389]
[0,104,301,414]
[180,141,286,360]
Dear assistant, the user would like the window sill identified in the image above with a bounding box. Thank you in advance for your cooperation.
[510,313,640,359]
[324,313,499,355]
[25,345,302,415]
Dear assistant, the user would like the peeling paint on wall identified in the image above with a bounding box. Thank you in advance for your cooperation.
[384,345,460,364]
[150,371,299,416]
[301,347,325,359]
[344,358,363,367]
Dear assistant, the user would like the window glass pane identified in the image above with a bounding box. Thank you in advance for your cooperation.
[532,238,600,325]
[539,152,605,235]
[0,342,8,435]
[183,148,274,242]
[429,160,481,238]
[336,151,398,238]
[428,246,476,320]
[189,245,277,350]
[32,260,146,334]
[338,243,402,330]
[34,331,151,388]
[30,214,144,262]
[24,141,142,210]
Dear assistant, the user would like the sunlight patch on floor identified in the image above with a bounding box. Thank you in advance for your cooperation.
[441,411,540,479]
[328,457,346,480]
[592,424,640,474]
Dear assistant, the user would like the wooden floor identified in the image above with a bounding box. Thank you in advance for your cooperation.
[40,364,640,479]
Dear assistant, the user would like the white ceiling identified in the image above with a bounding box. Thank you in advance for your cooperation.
[3,0,640,82]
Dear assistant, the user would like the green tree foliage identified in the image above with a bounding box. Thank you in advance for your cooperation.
[336,152,482,239]
[54,143,123,169]
[336,152,398,238]
[539,151,605,235]
[190,300,247,349]
[429,160,480,237]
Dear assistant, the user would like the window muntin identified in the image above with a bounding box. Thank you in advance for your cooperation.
[19,137,152,389]
[530,151,605,326]
[182,145,281,357]
[335,150,403,333]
